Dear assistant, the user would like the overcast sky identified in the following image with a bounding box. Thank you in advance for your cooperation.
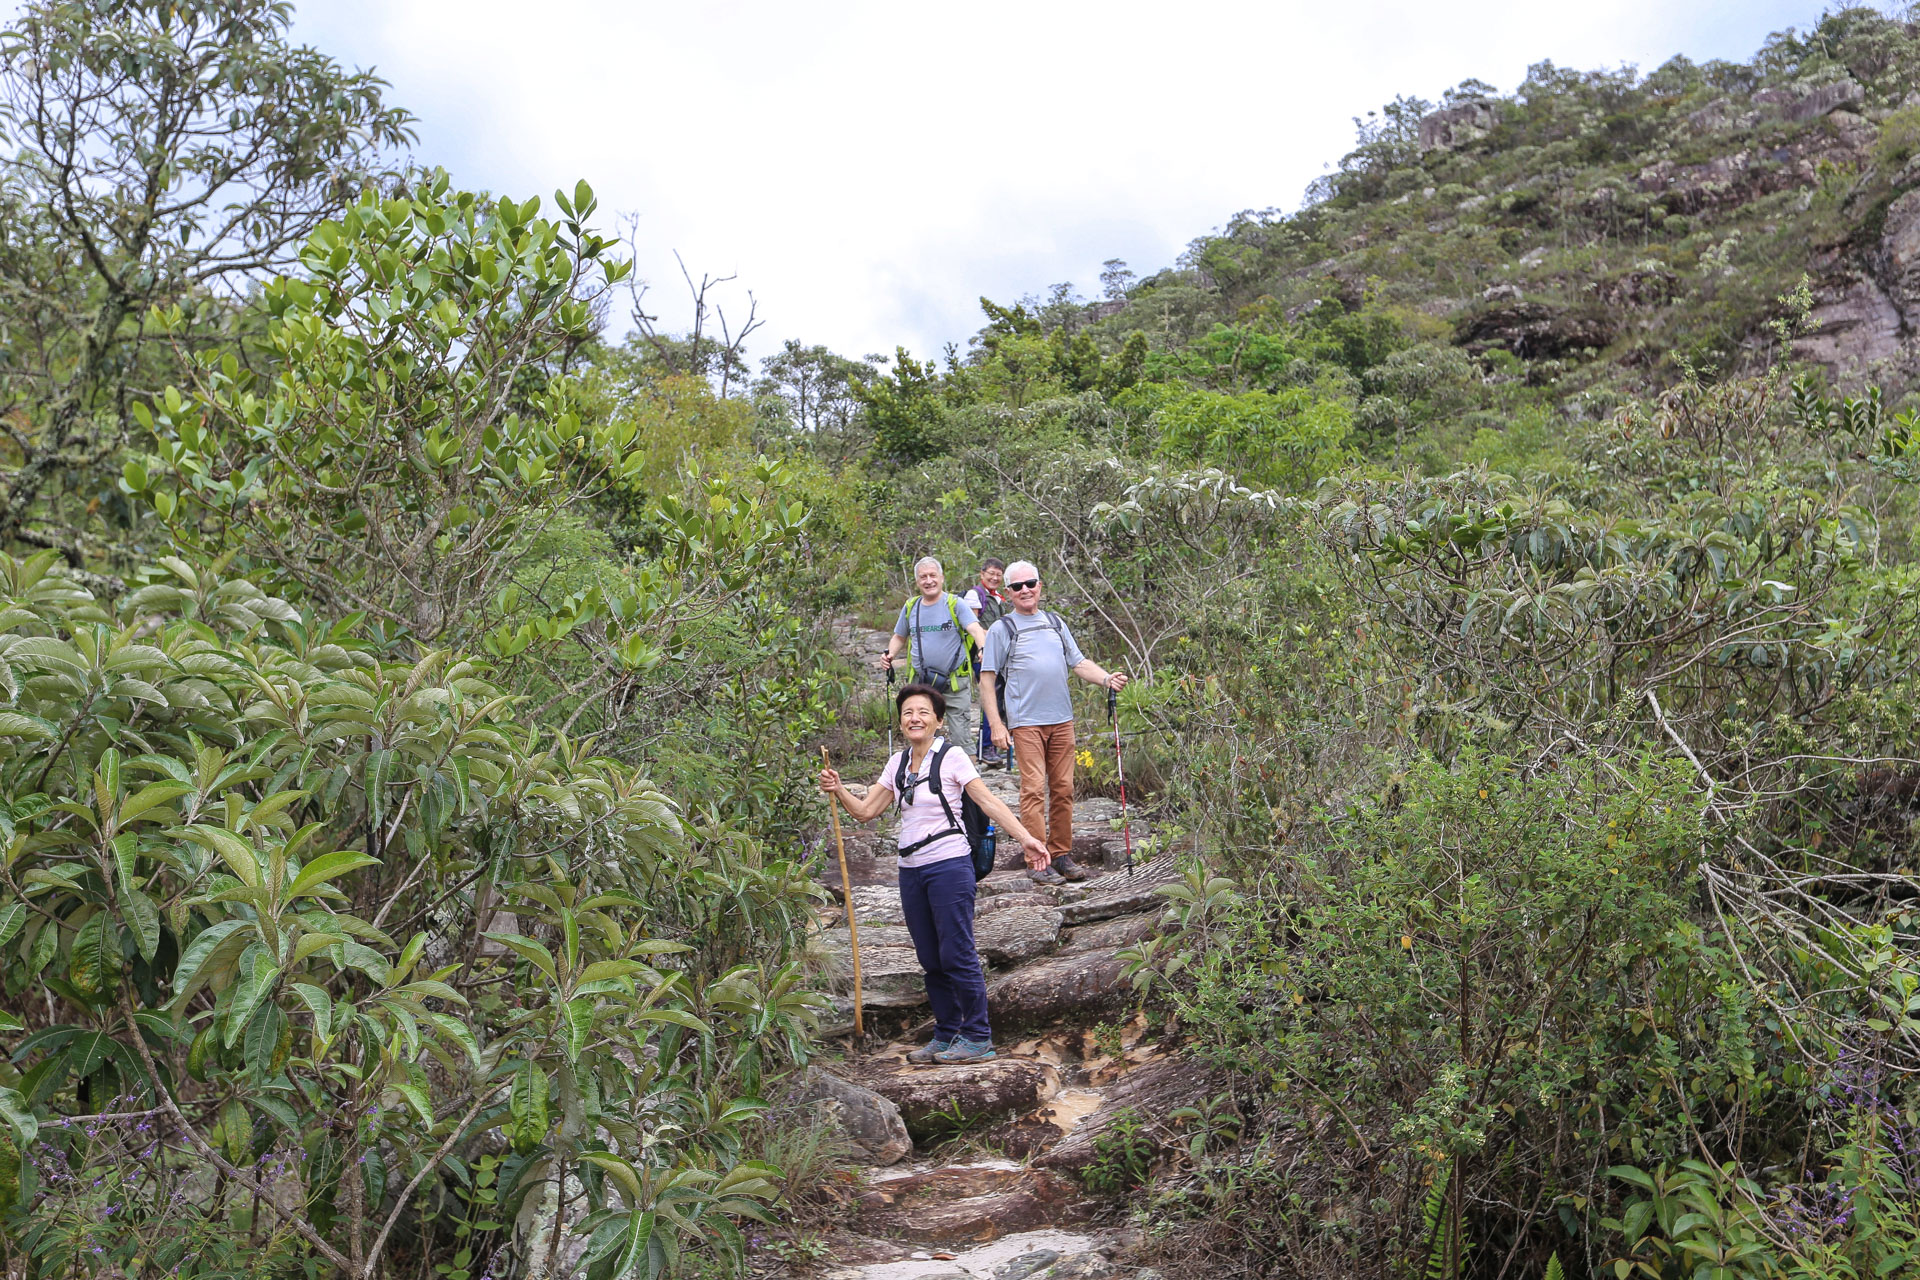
[282,0,1834,365]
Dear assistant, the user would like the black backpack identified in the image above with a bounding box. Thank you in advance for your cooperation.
[988,611,1067,727]
[894,739,996,880]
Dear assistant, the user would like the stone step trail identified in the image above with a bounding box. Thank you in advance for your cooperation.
[791,616,1188,1280]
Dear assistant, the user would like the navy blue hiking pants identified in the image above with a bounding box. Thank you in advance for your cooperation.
[898,854,991,1043]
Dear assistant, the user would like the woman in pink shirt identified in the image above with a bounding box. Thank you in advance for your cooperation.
[820,682,1046,1064]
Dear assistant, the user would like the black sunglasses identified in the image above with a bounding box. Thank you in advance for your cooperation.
[1008,579,1040,591]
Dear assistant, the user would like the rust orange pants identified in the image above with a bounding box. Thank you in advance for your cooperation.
[1010,721,1076,869]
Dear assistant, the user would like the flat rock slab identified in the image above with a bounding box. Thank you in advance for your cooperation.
[978,871,1048,899]
[818,828,899,890]
[853,1165,1089,1244]
[862,1059,1062,1140]
[822,1229,1101,1280]
[822,924,917,953]
[987,948,1129,1033]
[1035,1054,1231,1173]
[852,885,908,927]
[973,906,1063,965]
[1058,857,1181,925]
[976,892,1055,917]
[831,945,929,1007]
[1060,912,1159,954]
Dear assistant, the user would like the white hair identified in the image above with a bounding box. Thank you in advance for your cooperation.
[1005,560,1039,581]
[913,556,943,575]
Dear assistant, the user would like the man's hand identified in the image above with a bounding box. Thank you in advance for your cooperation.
[991,722,1010,751]
[874,651,894,672]
[1107,671,1129,691]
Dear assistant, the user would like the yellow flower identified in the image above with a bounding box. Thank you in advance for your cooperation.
[1076,748,1094,768]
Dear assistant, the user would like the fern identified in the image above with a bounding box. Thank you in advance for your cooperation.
[1543,1253,1565,1280]
[1419,1164,1474,1280]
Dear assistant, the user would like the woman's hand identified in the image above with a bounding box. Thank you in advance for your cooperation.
[818,767,841,795]
[1018,832,1049,861]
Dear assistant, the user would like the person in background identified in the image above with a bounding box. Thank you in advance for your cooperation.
[880,557,991,749]
[820,681,1047,1064]
[979,560,1128,886]
[960,558,1007,766]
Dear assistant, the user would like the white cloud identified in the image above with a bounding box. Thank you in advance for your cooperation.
[285,0,1822,364]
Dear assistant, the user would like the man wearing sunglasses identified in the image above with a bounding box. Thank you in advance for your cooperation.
[979,560,1129,886]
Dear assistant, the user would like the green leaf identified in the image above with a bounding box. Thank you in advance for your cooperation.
[482,933,556,982]
[508,1063,548,1155]
[68,913,113,997]
[391,1079,434,1125]
[184,825,262,888]
[122,888,160,962]
[615,1209,656,1278]
[219,1097,252,1165]
[285,850,379,901]
[223,948,281,1048]
[565,997,594,1063]
[580,1151,641,1203]
[0,903,25,949]
[242,1002,287,1076]
[118,780,193,824]
[169,919,252,1007]
[0,713,56,740]
[632,1009,710,1036]
[0,1087,37,1146]
[289,981,333,1042]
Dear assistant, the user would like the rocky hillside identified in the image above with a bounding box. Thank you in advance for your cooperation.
[1077,9,1920,416]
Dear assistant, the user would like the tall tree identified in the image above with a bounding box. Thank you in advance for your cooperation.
[0,0,413,575]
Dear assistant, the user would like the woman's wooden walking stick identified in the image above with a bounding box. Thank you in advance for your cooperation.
[822,746,863,1038]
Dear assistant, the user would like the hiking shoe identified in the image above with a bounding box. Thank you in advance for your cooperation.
[1028,866,1067,887]
[906,1037,953,1064]
[933,1037,996,1064]
[1051,855,1091,882]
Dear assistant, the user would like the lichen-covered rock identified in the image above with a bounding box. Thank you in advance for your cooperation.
[782,1066,912,1165]
[994,1249,1062,1280]
[826,944,928,1008]
[974,905,1063,965]
[864,1059,1061,1139]
[988,949,1129,1032]
[852,1165,1088,1242]
[1036,1054,1232,1173]
[1061,912,1160,954]
[1784,78,1864,122]
[1040,1253,1116,1280]
[1059,857,1181,925]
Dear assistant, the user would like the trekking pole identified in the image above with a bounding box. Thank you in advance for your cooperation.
[885,659,895,761]
[822,746,864,1040]
[1108,684,1134,879]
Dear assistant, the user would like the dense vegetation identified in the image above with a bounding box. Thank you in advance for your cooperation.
[6,1,1920,1278]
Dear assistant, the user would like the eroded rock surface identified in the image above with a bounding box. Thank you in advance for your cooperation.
[863,1059,1063,1139]
[1036,1054,1232,1174]
[785,1066,914,1165]
[988,949,1129,1032]
[973,905,1063,965]
[854,1165,1089,1243]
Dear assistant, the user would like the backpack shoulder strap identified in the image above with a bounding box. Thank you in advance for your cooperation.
[893,748,909,801]
[946,595,972,677]
[928,740,959,829]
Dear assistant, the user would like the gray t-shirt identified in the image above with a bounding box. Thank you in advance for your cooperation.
[981,611,1085,729]
[894,594,979,684]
